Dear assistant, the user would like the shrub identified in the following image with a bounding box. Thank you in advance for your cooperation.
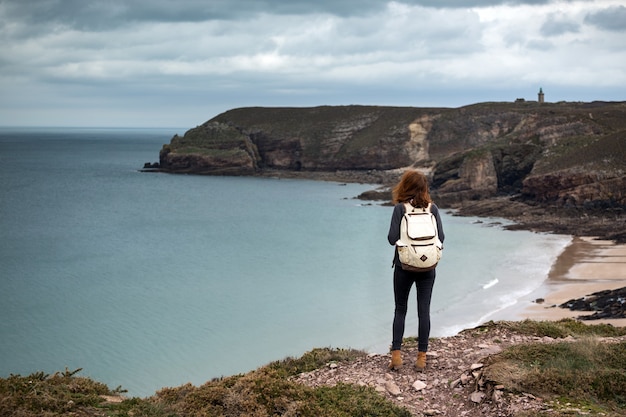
[485,338,626,410]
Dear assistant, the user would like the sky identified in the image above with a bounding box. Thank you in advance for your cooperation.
[0,0,625,128]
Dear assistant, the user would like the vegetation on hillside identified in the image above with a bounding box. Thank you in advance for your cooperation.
[2,320,625,417]
[161,101,626,207]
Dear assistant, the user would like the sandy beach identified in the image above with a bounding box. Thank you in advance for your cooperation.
[494,236,626,327]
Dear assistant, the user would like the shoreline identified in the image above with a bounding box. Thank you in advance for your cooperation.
[254,170,626,328]
[490,236,626,327]
[145,168,625,329]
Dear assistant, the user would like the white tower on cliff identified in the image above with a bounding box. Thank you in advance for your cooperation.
[538,87,545,104]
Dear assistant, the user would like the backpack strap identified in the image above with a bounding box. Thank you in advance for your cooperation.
[405,202,432,213]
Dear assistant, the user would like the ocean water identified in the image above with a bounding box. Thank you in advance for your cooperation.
[0,128,571,397]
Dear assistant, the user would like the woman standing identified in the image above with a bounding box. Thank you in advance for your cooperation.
[387,170,445,371]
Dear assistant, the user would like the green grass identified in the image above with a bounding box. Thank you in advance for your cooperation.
[480,319,626,416]
[265,347,367,377]
[0,368,123,416]
[485,339,626,415]
[500,318,626,338]
[0,349,411,417]
[532,131,626,174]
[2,321,625,417]
[142,348,411,417]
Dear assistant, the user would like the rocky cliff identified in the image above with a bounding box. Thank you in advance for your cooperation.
[159,106,443,174]
[154,101,625,239]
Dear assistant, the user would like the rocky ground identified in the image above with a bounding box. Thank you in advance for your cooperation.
[560,287,626,320]
[450,197,626,244]
[266,169,626,416]
[293,324,626,417]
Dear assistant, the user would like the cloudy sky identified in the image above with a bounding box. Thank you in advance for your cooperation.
[1,0,624,128]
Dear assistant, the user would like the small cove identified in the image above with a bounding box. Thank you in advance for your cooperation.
[0,128,570,397]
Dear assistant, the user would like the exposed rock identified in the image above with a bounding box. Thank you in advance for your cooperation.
[434,150,498,203]
[159,122,260,175]
[292,324,626,417]
[560,287,626,320]
[154,102,624,201]
[149,101,626,241]
[470,363,484,371]
[470,391,486,404]
[99,395,125,403]
[523,170,626,208]
[385,380,402,396]
[460,373,471,385]
[142,162,160,170]
[412,380,427,391]
[160,106,439,174]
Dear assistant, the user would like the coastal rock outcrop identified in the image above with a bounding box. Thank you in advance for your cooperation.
[523,169,626,208]
[560,287,626,320]
[159,122,260,174]
[159,106,441,174]
[154,101,626,228]
[428,102,625,208]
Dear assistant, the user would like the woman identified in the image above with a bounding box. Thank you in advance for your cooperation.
[387,170,445,371]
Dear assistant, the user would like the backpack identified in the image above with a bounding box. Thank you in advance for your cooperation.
[395,202,443,272]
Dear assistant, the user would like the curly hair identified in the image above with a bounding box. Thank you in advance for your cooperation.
[391,170,432,207]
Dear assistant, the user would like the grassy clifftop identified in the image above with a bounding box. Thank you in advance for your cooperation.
[2,320,625,417]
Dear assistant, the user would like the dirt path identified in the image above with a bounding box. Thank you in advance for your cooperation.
[293,324,626,416]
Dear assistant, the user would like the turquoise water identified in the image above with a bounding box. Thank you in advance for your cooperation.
[0,128,570,397]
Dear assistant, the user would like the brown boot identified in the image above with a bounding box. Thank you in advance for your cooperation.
[416,351,427,371]
[388,350,402,370]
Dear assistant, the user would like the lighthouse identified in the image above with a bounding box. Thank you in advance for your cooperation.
[538,87,544,104]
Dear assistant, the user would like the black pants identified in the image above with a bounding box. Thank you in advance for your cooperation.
[391,265,436,352]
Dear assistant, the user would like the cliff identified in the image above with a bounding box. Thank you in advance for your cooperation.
[153,101,626,240]
[5,320,625,416]
[158,106,443,174]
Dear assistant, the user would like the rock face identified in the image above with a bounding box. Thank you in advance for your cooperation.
[159,122,260,175]
[157,101,626,211]
[160,106,440,173]
[560,287,626,320]
[428,102,625,208]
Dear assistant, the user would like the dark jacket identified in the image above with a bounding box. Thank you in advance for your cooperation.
[387,202,445,267]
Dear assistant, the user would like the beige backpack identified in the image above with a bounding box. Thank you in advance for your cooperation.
[395,203,443,272]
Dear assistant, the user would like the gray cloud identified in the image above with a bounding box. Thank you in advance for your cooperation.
[584,5,626,32]
[0,0,624,127]
[540,14,580,36]
[2,0,554,29]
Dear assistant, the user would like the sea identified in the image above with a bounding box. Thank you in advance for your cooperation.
[0,127,571,397]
